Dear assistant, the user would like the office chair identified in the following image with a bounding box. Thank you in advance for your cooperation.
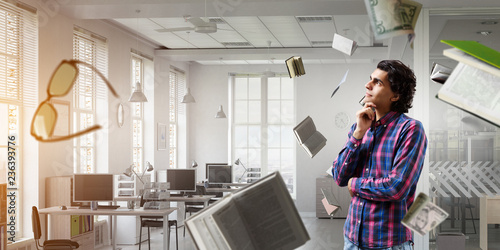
[139,195,178,250]
[32,206,80,250]
[183,185,207,237]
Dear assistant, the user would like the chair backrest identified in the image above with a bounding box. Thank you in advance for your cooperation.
[32,206,42,240]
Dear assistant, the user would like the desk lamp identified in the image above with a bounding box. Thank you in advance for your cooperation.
[234,158,248,183]
[191,160,198,168]
[123,161,154,184]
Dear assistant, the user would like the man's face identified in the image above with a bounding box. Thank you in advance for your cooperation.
[364,68,398,110]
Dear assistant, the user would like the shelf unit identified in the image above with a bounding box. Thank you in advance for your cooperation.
[45,176,94,250]
[113,174,151,245]
[316,177,351,218]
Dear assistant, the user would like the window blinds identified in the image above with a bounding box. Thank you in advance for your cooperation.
[0,0,37,107]
[72,26,108,101]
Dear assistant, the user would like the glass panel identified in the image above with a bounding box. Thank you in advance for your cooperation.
[234,77,247,100]
[234,125,248,148]
[268,125,280,148]
[169,124,177,147]
[169,148,176,168]
[268,77,280,99]
[268,100,280,124]
[281,101,294,124]
[267,148,280,173]
[281,125,294,147]
[248,77,261,100]
[234,101,248,123]
[248,101,261,123]
[248,125,261,148]
[281,77,294,99]
[0,104,8,140]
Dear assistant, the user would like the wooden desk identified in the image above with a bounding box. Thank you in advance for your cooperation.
[39,206,177,250]
[480,196,500,250]
[205,188,241,193]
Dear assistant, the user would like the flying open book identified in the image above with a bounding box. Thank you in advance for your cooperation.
[402,193,448,236]
[438,40,500,127]
[332,33,358,56]
[320,188,341,217]
[185,171,310,250]
[285,56,305,78]
[293,116,327,158]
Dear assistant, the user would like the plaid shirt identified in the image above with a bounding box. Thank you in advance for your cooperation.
[332,111,427,248]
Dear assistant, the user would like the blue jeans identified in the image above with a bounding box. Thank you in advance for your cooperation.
[344,235,413,250]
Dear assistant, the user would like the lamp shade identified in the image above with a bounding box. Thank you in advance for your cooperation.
[191,160,198,168]
[215,105,226,118]
[129,81,148,102]
[181,88,196,103]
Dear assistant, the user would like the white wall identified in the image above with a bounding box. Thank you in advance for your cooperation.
[186,61,378,213]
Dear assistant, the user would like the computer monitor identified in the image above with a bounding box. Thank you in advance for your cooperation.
[73,174,114,203]
[166,169,196,192]
[205,163,228,179]
[207,165,232,184]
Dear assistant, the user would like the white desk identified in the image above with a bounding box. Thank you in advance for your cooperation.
[39,206,177,250]
[114,195,215,227]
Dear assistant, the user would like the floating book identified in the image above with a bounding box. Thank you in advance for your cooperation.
[438,40,500,127]
[402,193,448,236]
[332,33,358,56]
[430,62,452,84]
[285,56,305,78]
[185,171,310,249]
[320,188,341,217]
[293,116,327,158]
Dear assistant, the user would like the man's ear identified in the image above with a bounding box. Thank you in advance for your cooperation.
[391,94,400,102]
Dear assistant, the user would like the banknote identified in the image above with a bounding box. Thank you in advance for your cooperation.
[402,192,449,236]
[364,0,422,40]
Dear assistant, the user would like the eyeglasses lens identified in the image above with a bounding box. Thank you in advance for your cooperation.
[32,103,57,139]
[48,62,78,96]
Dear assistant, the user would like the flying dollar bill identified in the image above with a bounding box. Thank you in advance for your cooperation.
[402,192,449,236]
[364,0,422,40]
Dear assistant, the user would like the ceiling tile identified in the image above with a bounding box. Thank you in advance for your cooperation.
[333,15,373,46]
[259,16,311,47]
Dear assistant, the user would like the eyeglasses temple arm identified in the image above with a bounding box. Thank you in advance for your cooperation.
[75,60,120,98]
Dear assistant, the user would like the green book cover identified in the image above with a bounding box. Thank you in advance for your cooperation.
[441,40,500,69]
[71,215,79,237]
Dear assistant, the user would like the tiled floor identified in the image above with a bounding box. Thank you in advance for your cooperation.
[99,216,500,250]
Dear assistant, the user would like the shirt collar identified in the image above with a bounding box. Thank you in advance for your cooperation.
[374,111,400,127]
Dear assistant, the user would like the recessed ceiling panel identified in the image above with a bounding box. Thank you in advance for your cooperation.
[299,17,336,47]
[223,17,280,48]
[259,16,310,47]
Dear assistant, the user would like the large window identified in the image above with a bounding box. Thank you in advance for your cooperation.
[0,0,37,240]
[231,75,296,197]
[169,67,185,168]
[73,26,107,173]
[131,54,144,172]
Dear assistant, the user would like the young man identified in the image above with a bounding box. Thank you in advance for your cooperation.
[332,60,427,250]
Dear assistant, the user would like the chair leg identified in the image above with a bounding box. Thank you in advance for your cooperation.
[147,226,151,250]
[175,221,178,250]
[139,225,143,250]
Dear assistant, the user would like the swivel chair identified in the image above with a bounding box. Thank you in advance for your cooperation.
[32,206,79,250]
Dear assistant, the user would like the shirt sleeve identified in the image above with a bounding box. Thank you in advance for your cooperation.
[332,124,365,187]
[350,120,427,201]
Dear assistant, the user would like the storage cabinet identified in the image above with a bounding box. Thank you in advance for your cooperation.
[45,176,95,250]
[316,177,351,218]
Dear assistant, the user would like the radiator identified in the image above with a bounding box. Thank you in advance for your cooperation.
[7,238,36,250]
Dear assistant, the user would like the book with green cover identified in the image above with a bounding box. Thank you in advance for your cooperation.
[441,40,500,69]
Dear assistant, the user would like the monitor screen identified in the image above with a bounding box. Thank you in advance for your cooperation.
[205,163,228,179]
[208,165,232,184]
[73,174,114,202]
[166,169,196,192]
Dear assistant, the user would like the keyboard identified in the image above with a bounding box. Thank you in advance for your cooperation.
[78,205,120,209]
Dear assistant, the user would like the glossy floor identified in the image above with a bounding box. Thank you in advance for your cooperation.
[100,216,500,250]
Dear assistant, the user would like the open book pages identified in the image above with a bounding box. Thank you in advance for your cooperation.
[293,116,327,158]
[430,62,452,84]
[332,33,358,56]
[363,0,421,40]
[185,171,310,250]
[437,61,500,127]
[320,188,341,217]
[285,56,305,78]
[402,193,448,236]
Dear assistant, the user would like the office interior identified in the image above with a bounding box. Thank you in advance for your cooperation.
[1,0,500,249]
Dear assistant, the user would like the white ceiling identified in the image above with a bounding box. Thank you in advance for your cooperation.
[59,0,500,65]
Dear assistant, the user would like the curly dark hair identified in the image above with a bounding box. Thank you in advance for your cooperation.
[377,60,416,113]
